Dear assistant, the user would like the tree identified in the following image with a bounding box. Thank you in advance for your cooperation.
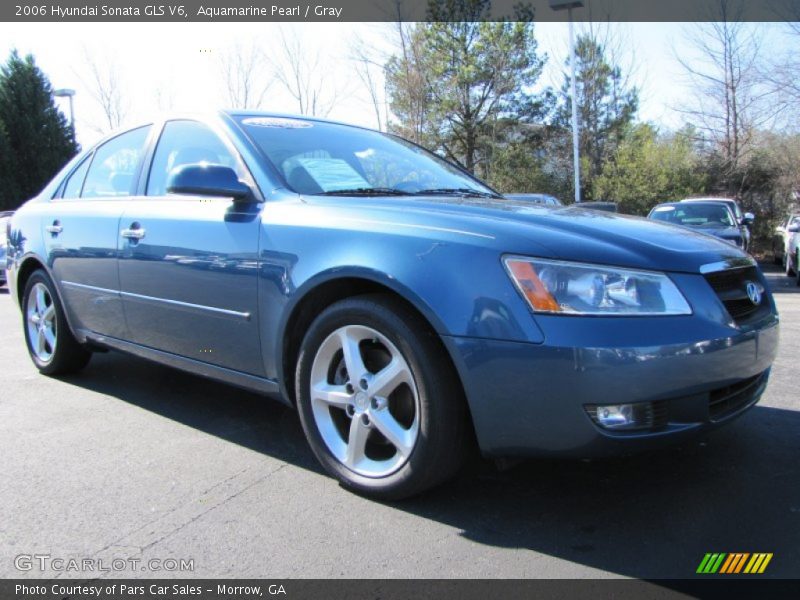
[350,34,387,131]
[483,127,563,197]
[219,39,273,109]
[0,50,78,210]
[274,28,339,117]
[761,19,800,131]
[716,130,800,247]
[554,31,639,198]
[385,2,548,175]
[80,48,128,134]
[384,21,437,147]
[593,124,707,215]
[676,1,774,193]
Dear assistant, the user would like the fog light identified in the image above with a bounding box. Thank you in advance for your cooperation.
[586,401,669,432]
[593,404,635,429]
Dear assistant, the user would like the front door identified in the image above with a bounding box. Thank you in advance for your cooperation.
[117,120,263,376]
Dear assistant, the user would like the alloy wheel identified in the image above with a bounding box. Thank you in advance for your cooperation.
[26,282,57,363]
[308,324,420,478]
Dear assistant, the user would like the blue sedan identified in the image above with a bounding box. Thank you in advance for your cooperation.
[6,112,779,499]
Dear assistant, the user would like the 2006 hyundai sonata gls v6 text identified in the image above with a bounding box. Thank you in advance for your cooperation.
[6,112,779,499]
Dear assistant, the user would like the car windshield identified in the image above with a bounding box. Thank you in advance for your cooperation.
[650,204,735,228]
[236,116,498,198]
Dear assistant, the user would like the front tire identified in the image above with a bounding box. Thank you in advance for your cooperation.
[295,294,469,500]
[22,270,91,375]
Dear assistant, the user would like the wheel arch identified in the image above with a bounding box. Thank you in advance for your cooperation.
[15,255,83,342]
[15,255,50,305]
[277,271,465,411]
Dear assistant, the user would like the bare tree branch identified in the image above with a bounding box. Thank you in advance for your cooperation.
[274,27,339,117]
[77,47,128,134]
[219,39,274,110]
[674,1,776,189]
[349,32,388,131]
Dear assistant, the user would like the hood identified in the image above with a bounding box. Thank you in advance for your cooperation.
[307,195,750,274]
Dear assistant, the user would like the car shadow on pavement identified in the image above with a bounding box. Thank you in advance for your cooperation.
[62,350,324,473]
[59,349,800,581]
[405,403,800,580]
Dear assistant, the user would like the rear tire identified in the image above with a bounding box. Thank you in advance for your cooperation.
[295,294,469,500]
[785,251,796,277]
[22,270,91,375]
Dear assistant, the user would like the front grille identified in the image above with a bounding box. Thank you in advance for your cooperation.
[708,372,767,421]
[650,400,669,429]
[704,266,770,326]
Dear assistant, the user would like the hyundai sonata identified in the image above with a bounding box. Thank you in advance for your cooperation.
[6,112,779,499]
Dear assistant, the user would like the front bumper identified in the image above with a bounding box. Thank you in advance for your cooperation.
[442,314,779,457]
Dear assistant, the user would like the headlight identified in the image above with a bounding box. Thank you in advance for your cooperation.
[504,257,692,316]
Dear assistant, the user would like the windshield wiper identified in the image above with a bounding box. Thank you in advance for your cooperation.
[414,187,501,199]
[316,187,409,196]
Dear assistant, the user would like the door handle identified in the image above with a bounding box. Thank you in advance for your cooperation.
[46,221,63,235]
[121,224,146,240]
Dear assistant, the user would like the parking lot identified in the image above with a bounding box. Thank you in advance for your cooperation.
[1,265,798,580]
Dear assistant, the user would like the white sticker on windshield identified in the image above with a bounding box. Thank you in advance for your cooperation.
[242,117,313,129]
[297,158,370,192]
[653,206,675,212]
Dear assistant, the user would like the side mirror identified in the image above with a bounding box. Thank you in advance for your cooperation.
[788,223,800,233]
[742,212,755,225]
[167,164,254,202]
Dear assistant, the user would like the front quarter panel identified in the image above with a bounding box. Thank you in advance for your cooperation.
[258,196,546,381]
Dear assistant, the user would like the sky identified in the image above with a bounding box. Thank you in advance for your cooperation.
[0,20,792,147]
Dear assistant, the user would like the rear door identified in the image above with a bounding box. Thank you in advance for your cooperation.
[45,126,151,338]
[117,119,264,376]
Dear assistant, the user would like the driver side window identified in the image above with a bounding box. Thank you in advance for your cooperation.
[146,120,244,196]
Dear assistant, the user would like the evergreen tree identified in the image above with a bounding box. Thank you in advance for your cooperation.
[0,50,78,210]
[555,33,638,199]
[385,3,548,176]
[593,124,707,215]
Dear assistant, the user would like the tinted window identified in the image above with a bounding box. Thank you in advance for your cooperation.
[147,120,243,196]
[61,155,91,199]
[82,126,151,199]
[237,116,495,197]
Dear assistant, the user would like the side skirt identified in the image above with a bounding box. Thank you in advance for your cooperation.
[80,330,289,406]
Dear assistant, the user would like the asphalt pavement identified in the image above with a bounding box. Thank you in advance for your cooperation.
[0,265,798,581]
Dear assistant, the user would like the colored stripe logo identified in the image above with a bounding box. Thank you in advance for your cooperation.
[697,553,773,574]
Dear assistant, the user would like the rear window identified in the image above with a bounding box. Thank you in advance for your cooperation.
[81,126,151,199]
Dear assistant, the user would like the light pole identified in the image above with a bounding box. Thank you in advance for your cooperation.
[54,88,76,128]
[550,0,584,203]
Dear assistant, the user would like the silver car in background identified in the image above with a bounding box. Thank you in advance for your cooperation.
[772,213,800,280]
